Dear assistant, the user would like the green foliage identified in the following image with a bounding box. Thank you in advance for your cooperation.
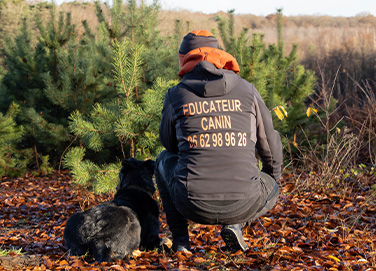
[42,28,116,115]
[92,0,179,83]
[0,103,32,177]
[112,39,145,98]
[1,10,74,168]
[142,28,181,83]
[1,4,118,168]
[59,0,179,192]
[68,103,118,154]
[0,246,24,256]
[216,10,317,145]
[63,146,120,193]
[64,38,177,193]
[0,0,179,179]
[114,77,176,159]
[93,0,160,47]
[216,10,236,55]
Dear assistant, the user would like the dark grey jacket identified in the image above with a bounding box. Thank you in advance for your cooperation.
[159,61,282,201]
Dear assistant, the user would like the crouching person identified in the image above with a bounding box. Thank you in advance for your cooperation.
[155,30,283,252]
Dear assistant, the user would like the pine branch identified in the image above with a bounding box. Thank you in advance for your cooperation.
[112,39,144,99]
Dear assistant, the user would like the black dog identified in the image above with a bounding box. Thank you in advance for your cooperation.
[63,158,160,262]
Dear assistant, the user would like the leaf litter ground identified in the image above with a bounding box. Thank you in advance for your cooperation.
[0,171,375,270]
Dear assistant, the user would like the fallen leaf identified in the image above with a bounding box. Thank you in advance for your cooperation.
[327,255,341,262]
[132,249,142,258]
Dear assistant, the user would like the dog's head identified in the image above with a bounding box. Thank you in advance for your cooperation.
[117,158,156,195]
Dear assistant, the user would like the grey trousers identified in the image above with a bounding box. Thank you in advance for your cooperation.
[155,150,280,238]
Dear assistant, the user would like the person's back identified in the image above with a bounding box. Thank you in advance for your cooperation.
[167,60,261,201]
[155,30,282,252]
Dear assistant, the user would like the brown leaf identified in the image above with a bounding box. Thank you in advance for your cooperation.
[108,265,126,271]
[278,246,292,254]
[283,183,295,193]
[158,258,172,270]
[1,170,375,270]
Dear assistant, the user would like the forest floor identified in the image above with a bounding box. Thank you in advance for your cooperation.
[0,170,375,270]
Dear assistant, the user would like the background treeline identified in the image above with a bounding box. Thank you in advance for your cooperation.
[0,0,375,192]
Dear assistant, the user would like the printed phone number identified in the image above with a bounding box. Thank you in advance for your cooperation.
[187,132,247,149]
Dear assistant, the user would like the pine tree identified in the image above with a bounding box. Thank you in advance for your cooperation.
[94,0,159,43]
[64,39,176,193]
[1,4,118,168]
[0,103,32,177]
[216,10,317,145]
[215,10,249,65]
[92,0,179,83]
[1,8,75,168]
[1,0,178,177]
[143,18,182,83]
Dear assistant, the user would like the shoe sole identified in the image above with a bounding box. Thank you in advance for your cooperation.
[221,228,249,251]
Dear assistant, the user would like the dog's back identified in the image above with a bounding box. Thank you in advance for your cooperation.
[112,189,160,250]
[64,158,159,262]
[64,203,141,262]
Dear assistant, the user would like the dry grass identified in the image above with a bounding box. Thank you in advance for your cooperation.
[52,2,376,59]
[156,9,376,60]
[2,1,375,57]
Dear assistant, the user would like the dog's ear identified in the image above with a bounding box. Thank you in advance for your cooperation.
[121,158,155,176]
[119,158,141,182]
[122,158,142,170]
[143,159,156,174]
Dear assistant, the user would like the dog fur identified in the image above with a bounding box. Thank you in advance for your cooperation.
[63,158,160,262]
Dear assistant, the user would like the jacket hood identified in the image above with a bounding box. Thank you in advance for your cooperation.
[180,61,241,98]
[178,47,240,78]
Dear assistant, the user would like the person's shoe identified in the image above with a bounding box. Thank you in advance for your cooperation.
[220,224,249,251]
[171,235,191,253]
